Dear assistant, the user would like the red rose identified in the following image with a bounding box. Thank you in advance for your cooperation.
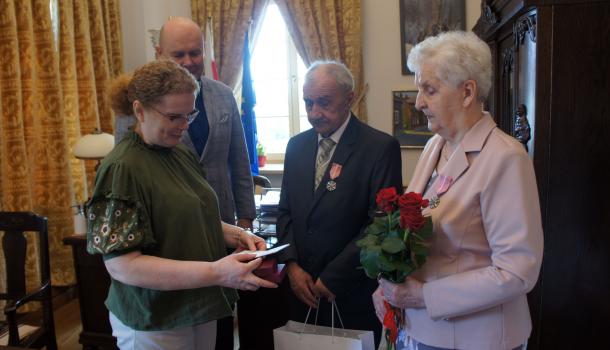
[398,192,429,212]
[399,210,425,231]
[398,192,429,231]
[376,187,399,213]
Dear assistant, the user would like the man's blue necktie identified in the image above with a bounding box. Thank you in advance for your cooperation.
[188,86,209,157]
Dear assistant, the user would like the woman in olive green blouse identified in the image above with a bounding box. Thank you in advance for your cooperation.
[86,60,275,350]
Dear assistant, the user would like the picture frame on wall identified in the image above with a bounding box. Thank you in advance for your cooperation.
[399,0,466,75]
[392,91,433,148]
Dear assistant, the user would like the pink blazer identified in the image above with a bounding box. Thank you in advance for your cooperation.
[404,114,543,350]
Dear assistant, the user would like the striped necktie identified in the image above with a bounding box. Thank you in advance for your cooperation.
[314,138,336,190]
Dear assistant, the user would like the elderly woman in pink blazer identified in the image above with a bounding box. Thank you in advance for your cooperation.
[372,31,543,350]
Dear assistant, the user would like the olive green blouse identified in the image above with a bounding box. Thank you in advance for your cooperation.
[86,131,238,331]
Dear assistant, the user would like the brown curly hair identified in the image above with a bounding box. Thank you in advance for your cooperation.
[109,60,199,116]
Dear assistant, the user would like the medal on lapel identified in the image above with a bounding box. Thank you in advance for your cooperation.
[326,163,342,191]
[429,174,453,209]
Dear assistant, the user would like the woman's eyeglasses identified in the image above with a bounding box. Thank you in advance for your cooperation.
[148,105,199,125]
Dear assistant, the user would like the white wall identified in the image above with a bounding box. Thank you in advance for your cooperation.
[362,0,481,185]
[120,0,481,185]
[120,0,191,73]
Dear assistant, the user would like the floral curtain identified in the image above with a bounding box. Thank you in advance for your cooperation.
[0,0,122,289]
[276,0,366,121]
[191,0,269,89]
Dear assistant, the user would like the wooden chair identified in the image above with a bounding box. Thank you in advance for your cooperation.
[0,212,57,350]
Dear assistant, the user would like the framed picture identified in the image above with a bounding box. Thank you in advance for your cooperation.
[392,91,433,148]
[399,0,466,75]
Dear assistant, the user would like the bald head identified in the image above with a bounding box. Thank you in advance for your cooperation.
[156,17,205,78]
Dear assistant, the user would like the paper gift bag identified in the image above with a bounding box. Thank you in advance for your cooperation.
[274,320,374,350]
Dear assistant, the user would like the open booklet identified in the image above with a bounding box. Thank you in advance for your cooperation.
[237,243,289,259]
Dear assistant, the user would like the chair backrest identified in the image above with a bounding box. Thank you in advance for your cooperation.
[0,211,56,349]
[253,174,272,189]
[0,212,50,299]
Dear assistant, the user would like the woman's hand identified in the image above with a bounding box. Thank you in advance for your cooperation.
[236,229,267,252]
[379,277,426,309]
[212,253,277,291]
[372,286,386,322]
[222,222,266,251]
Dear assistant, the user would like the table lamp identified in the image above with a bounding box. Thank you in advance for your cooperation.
[72,128,115,169]
[72,129,114,234]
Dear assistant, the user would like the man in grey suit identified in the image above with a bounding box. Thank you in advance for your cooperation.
[113,17,255,349]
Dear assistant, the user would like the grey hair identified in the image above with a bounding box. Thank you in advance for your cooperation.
[407,31,492,103]
[305,60,354,94]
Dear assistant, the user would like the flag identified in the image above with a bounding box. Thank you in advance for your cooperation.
[241,30,259,175]
[204,18,219,80]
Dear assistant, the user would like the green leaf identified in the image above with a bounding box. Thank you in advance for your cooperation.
[389,210,401,227]
[364,218,386,235]
[381,236,406,254]
[393,260,415,275]
[359,246,382,279]
[378,254,396,271]
[356,234,378,248]
[410,242,428,256]
[418,217,433,239]
[386,229,401,239]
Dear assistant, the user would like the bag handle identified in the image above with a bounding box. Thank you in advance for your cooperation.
[300,298,347,339]
[300,297,321,334]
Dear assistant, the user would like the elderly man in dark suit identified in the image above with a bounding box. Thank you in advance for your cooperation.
[113,17,255,350]
[277,61,403,346]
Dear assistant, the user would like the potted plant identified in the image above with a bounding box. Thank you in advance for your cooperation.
[256,142,267,167]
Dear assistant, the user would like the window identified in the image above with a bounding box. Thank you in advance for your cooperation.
[251,3,309,161]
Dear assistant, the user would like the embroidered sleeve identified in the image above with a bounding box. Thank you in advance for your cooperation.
[86,199,145,255]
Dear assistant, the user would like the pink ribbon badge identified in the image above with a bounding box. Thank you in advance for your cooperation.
[329,163,342,180]
[436,174,453,195]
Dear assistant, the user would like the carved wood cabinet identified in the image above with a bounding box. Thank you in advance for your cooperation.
[474,0,610,349]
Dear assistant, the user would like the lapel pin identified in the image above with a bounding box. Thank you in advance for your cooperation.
[429,195,440,209]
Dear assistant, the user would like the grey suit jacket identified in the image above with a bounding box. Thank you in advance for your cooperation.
[114,76,256,224]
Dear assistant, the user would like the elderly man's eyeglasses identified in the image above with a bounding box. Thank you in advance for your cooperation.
[148,105,199,125]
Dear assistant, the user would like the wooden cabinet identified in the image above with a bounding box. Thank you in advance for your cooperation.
[474,1,610,348]
[63,235,117,350]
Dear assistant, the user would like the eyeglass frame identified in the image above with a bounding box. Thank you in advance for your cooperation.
[146,104,200,125]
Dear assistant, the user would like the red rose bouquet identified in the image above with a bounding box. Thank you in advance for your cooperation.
[356,187,432,349]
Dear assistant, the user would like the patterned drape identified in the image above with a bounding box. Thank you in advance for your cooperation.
[191,0,269,89]
[0,0,122,288]
[276,0,366,121]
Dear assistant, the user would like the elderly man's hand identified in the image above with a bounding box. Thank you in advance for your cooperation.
[313,278,335,302]
[287,262,318,308]
[379,276,426,309]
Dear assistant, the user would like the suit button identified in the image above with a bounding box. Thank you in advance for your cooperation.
[307,230,314,235]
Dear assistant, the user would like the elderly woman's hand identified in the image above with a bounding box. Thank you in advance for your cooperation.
[213,253,277,291]
[379,277,426,309]
[372,286,386,322]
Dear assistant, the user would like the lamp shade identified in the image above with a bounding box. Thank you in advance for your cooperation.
[73,131,115,159]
